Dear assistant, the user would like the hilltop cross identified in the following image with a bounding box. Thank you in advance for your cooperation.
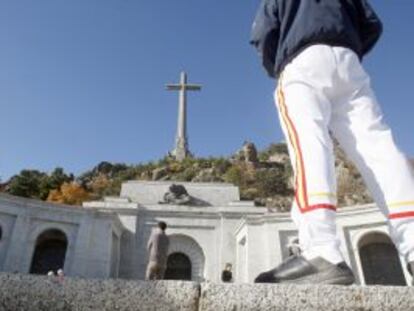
[166,72,202,161]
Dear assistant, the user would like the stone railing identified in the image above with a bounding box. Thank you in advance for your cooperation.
[0,273,413,311]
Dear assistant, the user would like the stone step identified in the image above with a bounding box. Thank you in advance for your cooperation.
[0,273,413,311]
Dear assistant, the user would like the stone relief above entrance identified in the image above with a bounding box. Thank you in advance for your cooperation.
[159,184,211,207]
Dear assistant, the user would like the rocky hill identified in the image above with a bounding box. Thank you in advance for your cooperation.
[2,142,376,210]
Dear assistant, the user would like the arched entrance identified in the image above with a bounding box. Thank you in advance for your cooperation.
[358,232,406,285]
[167,234,205,281]
[30,229,68,275]
[164,253,192,280]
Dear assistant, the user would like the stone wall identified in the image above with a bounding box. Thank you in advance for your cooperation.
[0,194,123,278]
[1,273,414,311]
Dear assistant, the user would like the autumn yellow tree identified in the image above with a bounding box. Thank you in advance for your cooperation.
[47,182,90,206]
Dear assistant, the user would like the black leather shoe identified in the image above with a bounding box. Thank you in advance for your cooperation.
[254,255,355,285]
[407,262,414,286]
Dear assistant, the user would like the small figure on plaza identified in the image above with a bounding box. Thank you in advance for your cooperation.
[221,263,233,283]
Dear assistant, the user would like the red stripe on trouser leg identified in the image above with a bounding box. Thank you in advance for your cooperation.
[301,204,337,213]
[277,78,309,212]
[389,212,414,219]
[277,87,303,210]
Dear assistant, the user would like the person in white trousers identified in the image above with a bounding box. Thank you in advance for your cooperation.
[251,0,414,285]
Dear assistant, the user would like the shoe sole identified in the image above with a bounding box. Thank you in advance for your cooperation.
[281,269,355,286]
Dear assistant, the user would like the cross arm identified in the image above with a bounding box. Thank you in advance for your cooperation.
[166,84,182,91]
[185,85,202,91]
[166,84,202,91]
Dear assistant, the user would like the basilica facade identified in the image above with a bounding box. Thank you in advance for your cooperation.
[0,180,411,285]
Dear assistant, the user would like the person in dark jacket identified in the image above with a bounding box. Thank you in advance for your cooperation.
[251,0,414,285]
[250,0,382,78]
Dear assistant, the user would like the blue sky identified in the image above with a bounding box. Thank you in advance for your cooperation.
[1,1,413,180]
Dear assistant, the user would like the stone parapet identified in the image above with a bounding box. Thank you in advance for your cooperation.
[0,273,413,311]
[199,283,414,311]
[0,273,199,311]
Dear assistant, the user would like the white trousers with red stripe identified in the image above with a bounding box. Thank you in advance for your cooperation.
[275,45,414,264]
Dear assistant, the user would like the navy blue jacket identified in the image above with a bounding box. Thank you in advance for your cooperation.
[250,0,383,78]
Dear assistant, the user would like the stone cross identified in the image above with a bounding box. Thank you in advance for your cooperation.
[166,72,202,161]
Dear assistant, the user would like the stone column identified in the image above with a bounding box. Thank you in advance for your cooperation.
[70,216,112,278]
[3,215,31,273]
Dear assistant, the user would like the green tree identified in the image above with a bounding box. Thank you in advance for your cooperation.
[224,166,244,186]
[7,170,48,199]
[0,177,6,193]
[254,167,291,197]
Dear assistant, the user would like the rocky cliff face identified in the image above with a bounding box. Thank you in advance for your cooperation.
[236,141,373,209]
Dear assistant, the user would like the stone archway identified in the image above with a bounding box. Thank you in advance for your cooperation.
[30,229,68,275]
[358,232,406,286]
[167,234,205,281]
[164,252,192,280]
